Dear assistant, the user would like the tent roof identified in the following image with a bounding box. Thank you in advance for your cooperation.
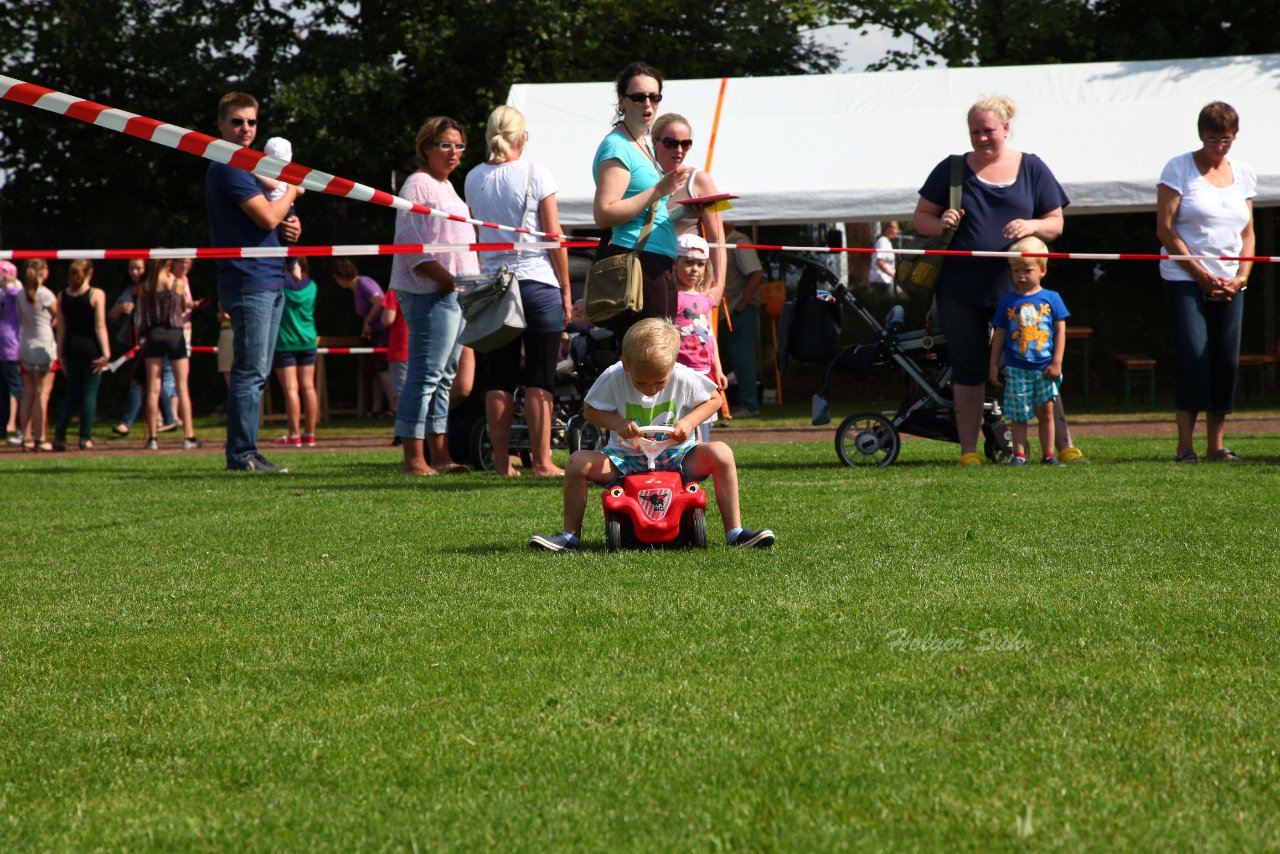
[507,54,1280,226]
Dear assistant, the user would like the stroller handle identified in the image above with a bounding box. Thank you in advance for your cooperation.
[776,252,842,286]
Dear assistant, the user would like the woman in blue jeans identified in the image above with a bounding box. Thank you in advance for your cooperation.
[1156,101,1256,463]
[388,116,478,475]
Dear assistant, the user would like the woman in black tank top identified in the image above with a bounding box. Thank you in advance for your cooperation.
[54,260,111,450]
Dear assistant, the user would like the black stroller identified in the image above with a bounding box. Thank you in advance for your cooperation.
[787,256,1013,467]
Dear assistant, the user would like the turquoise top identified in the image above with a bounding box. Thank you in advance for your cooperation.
[592,130,676,258]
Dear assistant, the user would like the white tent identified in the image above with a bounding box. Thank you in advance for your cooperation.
[508,54,1280,227]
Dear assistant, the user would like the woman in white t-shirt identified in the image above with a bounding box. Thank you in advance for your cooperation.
[1156,101,1256,463]
[465,105,572,477]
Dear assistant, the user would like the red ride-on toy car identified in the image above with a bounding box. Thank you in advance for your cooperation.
[602,426,708,551]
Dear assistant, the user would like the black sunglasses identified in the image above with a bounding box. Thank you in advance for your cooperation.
[625,92,663,105]
[229,118,258,128]
[658,136,692,151]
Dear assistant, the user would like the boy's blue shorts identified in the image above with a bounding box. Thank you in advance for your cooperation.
[1003,366,1061,422]
[607,443,696,476]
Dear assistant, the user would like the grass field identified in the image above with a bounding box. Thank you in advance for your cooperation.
[3,435,1279,850]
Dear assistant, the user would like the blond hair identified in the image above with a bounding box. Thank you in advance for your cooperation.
[1009,235,1049,271]
[651,113,691,140]
[485,105,526,164]
[969,95,1016,124]
[22,258,47,304]
[621,318,679,374]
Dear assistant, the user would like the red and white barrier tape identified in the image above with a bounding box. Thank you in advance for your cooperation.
[0,241,598,261]
[107,343,386,372]
[0,74,594,243]
[6,240,1275,264]
[187,346,386,355]
[711,244,1280,264]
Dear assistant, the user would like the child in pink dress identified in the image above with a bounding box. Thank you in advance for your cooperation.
[674,233,727,441]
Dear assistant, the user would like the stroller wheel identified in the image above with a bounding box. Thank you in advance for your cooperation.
[468,417,495,471]
[567,414,608,453]
[983,419,1014,464]
[835,412,901,467]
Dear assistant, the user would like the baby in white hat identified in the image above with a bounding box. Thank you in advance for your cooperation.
[257,136,305,201]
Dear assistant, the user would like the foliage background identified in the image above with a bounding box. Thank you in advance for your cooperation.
[2,1,1278,407]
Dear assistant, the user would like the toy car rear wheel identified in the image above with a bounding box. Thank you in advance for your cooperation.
[682,507,707,549]
[983,419,1014,464]
[567,414,607,453]
[835,412,900,467]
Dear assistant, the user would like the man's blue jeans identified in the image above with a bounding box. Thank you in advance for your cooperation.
[219,285,284,465]
[394,291,463,439]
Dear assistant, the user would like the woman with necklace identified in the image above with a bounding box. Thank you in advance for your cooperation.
[388,116,478,476]
[1156,101,1256,463]
[591,63,690,335]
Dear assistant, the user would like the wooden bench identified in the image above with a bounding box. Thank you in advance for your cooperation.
[1114,354,1157,412]
[1237,351,1276,404]
[1064,326,1093,411]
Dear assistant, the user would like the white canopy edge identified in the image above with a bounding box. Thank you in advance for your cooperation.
[507,54,1280,227]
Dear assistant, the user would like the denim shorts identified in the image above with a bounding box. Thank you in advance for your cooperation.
[607,443,694,476]
[1003,365,1060,422]
[274,348,317,369]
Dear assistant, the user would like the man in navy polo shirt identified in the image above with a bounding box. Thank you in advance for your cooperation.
[208,91,301,472]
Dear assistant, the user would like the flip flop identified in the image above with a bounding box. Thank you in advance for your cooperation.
[1173,449,1199,463]
[439,463,471,474]
[111,424,130,436]
[1208,448,1240,462]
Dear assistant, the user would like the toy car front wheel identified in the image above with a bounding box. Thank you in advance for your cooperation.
[682,507,708,549]
[835,412,901,467]
[605,511,630,552]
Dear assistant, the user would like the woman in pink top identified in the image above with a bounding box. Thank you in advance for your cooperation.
[388,116,479,475]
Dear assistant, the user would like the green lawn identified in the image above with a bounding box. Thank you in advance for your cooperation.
[3,437,1279,850]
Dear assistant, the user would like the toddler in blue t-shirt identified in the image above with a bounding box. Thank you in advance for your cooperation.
[988,236,1069,465]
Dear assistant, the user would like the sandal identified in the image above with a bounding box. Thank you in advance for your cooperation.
[438,463,471,475]
[80,439,95,450]
[111,424,130,436]
[1173,449,1199,463]
[52,440,68,452]
[1208,448,1240,462]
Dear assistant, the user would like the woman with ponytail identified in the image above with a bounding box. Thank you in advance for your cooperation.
[16,258,58,451]
[53,259,111,450]
[464,105,572,476]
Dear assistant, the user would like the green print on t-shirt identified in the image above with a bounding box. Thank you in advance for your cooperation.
[625,400,677,427]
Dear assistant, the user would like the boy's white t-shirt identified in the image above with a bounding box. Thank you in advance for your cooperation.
[585,361,718,457]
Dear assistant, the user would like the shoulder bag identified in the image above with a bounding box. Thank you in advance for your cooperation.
[458,166,533,352]
[583,200,657,325]
[896,154,964,297]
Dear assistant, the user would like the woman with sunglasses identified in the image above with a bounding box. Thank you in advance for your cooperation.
[592,63,690,332]
[388,116,477,475]
[1156,101,1256,463]
[651,113,727,304]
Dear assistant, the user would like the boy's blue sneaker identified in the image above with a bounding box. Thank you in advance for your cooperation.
[728,528,776,549]
[1009,456,1027,467]
[1041,455,1062,466]
[529,532,580,552]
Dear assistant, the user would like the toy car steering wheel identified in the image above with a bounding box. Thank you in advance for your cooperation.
[623,425,681,471]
